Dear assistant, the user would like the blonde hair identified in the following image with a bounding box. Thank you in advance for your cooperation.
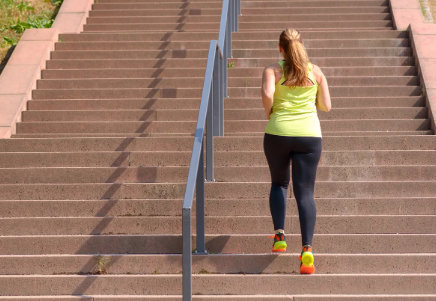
[279,28,310,87]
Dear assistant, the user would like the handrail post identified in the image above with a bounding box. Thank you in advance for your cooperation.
[195,140,207,254]
[182,207,192,301]
[206,76,214,181]
[213,49,220,137]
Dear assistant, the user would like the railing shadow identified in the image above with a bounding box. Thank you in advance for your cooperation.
[70,3,194,295]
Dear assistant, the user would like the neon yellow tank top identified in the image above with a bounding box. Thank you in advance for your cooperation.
[265,60,322,137]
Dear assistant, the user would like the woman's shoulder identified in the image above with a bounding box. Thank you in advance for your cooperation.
[310,63,323,84]
[264,62,282,72]
[263,62,283,82]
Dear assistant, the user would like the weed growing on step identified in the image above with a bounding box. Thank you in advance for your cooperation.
[93,255,109,274]
[227,60,235,68]
[0,0,63,72]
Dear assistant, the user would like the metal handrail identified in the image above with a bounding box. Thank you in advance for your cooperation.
[182,1,240,300]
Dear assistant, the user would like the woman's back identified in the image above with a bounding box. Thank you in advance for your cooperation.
[265,60,322,137]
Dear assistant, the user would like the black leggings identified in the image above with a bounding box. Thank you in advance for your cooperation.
[263,133,322,246]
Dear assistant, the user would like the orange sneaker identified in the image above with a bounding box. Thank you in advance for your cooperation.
[299,245,315,274]
[269,232,287,252]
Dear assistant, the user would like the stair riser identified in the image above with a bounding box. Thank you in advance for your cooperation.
[21,108,427,122]
[51,50,210,60]
[49,48,412,60]
[82,21,393,32]
[45,59,206,69]
[83,23,221,32]
[234,48,411,58]
[0,166,433,184]
[85,14,391,24]
[0,151,433,168]
[40,67,418,79]
[54,41,212,51]
[36,77,421,90]
[0,216,434,235]
[0,235,434,254]
[32,89,202,100]
[59,32,217,42]
[0,198,434,217]
[86,15,221,23]
[228,86,420,97]
[88,9,222,17]
[92,3,223,9]
[31,87,420,100]
[228,57,414,68]
[15,120,429,134]
[233,39,410,49]
[233,31,407,40]
[238,21,393,30]
[36,78,204,89]
[229,77,419,87]
[27,97,425,110]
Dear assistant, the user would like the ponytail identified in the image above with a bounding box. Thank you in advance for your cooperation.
[279,28,310,87]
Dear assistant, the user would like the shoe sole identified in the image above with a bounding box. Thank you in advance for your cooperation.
[300,251,315,274]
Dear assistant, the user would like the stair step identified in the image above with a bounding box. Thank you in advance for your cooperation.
[0,150,433,168]
[0,254,435,275]
[0,181,433,200]
[21,107,427,121]
[0,234,435,254]
[0,136,433,152]
[0,274,435,295]
[0,295,434,301]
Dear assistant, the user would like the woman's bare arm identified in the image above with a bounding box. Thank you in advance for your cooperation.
[261,65,277,119]
[313,64,332,112]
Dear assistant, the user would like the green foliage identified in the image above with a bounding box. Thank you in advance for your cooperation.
[3,36,18,46]
[0,0,63,64]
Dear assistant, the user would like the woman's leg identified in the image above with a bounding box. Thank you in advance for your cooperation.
[291,137,322,246]
[263,133,292,231]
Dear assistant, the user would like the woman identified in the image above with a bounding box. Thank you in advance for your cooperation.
[261,28,331,274]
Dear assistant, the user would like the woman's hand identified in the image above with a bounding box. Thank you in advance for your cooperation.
[313,64,332,112]
[261,65,276,120]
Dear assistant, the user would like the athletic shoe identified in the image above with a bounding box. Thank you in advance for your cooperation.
[269,232,287,252]
[299,245,315,274]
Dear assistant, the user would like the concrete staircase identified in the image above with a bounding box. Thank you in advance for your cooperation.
[0,0,435,299]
